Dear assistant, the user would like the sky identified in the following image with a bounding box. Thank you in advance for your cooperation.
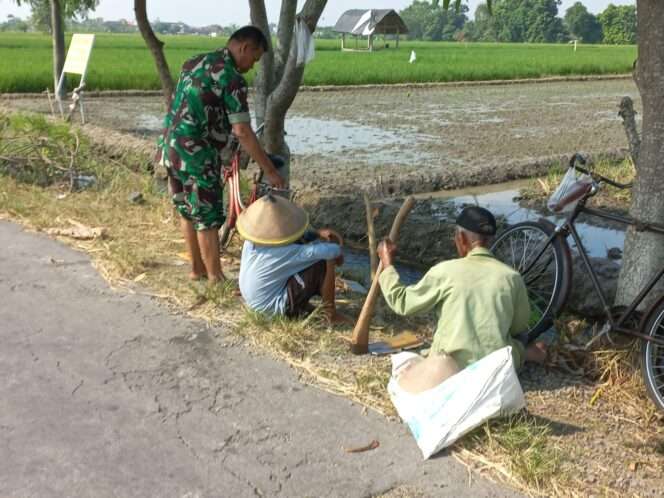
[0,0,636,26]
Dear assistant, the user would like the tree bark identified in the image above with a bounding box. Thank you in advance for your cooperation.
[50,0,66,100]
[134,0,174,108]
[618,96,640,164]
[249,0,273,126]
[251,0,327,157]
[615,0,664,308]
[274,0,297,86]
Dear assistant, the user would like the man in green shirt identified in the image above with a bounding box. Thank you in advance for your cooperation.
[378,206,546,383]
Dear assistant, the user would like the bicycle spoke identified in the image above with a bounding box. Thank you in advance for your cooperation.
[523,230,536,272]
[518,230,531,272]
[528,287,552,304]
[529,298,548,313]
[509,236,517,269]
[524,250,553,278]
[525,267,554,288]
[492,223,565,339]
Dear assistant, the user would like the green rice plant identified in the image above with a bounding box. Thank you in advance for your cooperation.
[0,33,637,92]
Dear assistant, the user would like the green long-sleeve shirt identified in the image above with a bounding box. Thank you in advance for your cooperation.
[379,247,530,369]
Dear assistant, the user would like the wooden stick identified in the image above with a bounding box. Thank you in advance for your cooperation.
[350,196,415,355]
[363,194,378,280]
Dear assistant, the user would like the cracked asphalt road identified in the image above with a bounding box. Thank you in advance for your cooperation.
[0,221,518,498]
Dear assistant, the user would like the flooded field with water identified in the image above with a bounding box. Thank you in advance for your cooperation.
[4,78,639,197]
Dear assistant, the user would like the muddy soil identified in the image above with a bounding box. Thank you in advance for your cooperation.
[3,78,639,197]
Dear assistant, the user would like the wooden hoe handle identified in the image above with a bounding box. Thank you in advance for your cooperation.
[350,196,416,355]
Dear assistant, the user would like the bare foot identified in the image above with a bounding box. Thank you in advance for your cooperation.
[189,272,207,281]
[207,274,227,285]
[525,341,548,364]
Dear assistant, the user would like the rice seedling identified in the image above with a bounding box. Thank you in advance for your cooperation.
[0,33,637,92]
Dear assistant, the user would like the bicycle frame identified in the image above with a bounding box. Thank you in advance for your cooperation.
[522,191,664,347]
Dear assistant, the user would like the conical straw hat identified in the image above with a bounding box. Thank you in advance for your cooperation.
[236,194,309,246]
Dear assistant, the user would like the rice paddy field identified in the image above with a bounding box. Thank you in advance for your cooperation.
[1,32,636,92]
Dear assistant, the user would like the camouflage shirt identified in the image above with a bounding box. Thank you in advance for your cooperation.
[156,48,250,175]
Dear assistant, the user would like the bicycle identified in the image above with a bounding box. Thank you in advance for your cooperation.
[218,125,289,248]
[490,153,664,411]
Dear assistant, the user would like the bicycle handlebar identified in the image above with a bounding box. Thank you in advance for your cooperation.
[569,153,633,190]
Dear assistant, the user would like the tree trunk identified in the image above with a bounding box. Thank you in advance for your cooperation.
[251,0,327,160]
[50,0,66,100]
[615,0,664,309]
[249,0,274,126]
[134,0,174,108]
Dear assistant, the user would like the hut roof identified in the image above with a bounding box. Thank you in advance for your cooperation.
[333,9,408,36]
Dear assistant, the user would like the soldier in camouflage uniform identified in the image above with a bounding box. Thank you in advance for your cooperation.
[156,26,283,283]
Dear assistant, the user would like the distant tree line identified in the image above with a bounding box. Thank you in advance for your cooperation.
[0,11,245,36]
[0,0,637,46]
[398,0,636,44]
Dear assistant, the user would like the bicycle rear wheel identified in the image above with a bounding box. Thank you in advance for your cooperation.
[640,297,664,411]
[490,220,572,343]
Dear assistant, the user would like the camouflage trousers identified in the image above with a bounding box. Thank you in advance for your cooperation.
[167,160,225,231]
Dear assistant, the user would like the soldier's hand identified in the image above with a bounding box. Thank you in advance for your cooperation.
[264,168,285,190]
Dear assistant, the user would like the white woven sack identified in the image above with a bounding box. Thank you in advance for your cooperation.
[388,346,525,459]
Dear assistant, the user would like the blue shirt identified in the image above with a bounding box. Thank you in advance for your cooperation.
[239,240,342,314]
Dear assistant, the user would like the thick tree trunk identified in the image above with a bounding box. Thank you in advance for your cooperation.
[615,0,664,308]
[134,0,174,108]
[50,0,66,100]
[250,0,326,160]
[249,0,274,126]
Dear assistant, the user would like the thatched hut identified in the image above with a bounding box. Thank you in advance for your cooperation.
[333,9,409,51]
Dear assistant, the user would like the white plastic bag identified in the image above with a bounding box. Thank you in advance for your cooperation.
[388,346,525,459]
[547,167,592,213]
[295,18,315,66]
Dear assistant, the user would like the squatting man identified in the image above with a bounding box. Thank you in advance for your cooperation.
[377,206,547,393]
[237,194,352,325]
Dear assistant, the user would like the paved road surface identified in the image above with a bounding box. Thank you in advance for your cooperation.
[0,221,517,498]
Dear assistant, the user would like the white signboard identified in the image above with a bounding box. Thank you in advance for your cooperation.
[62,34,95,75]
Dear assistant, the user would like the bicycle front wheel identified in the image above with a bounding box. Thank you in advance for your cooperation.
[490,220,572,343]
[641,297,664,411]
